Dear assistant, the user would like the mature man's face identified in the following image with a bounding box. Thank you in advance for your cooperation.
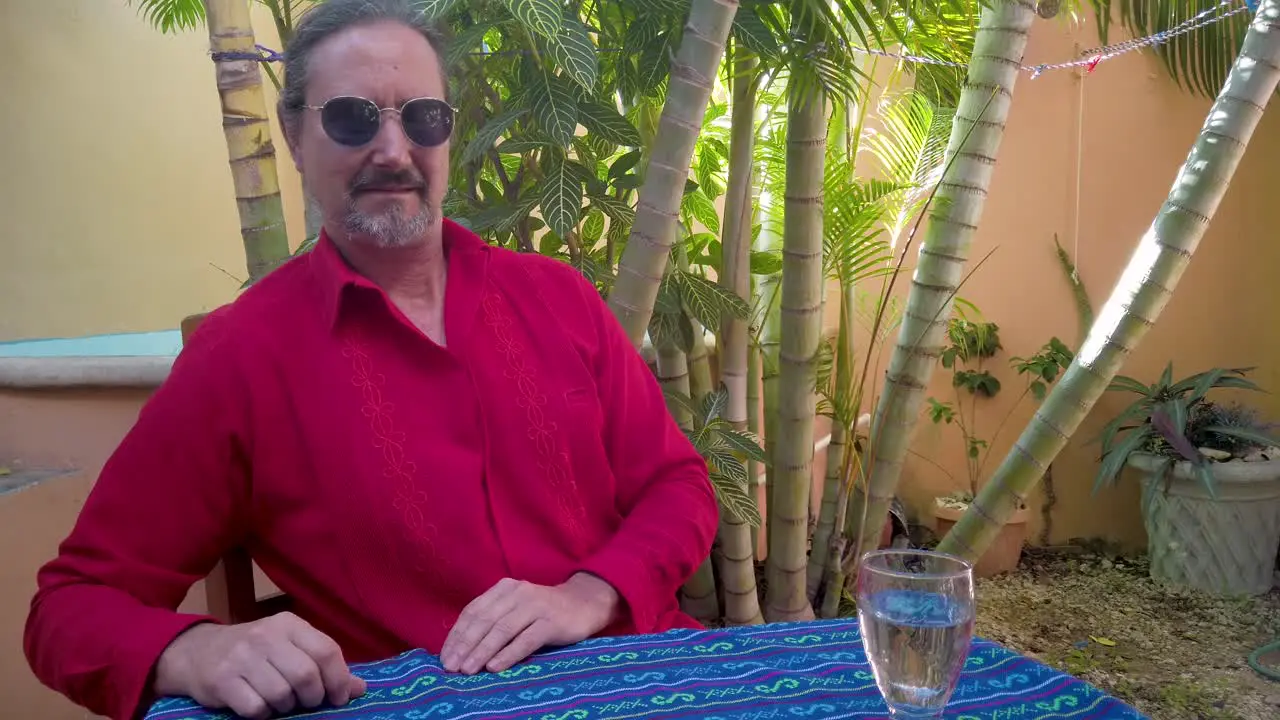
[290,20,450,248]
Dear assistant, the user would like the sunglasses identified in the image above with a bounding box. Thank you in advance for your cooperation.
[302,96,457,148]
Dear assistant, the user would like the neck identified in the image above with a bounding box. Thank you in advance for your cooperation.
[332,227,448,309]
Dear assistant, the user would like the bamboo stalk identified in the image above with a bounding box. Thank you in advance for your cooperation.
[855,0,1037,557]
[205,0,292,282]
[764,83,827,623]
[608,0,741,346]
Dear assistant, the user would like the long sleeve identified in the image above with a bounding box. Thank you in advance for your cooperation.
[24,310,253,720]
[573,276,719,633]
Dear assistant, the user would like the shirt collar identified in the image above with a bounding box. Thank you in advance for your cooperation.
[309,218,487,332]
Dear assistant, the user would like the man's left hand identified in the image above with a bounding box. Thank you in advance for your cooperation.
[440,573,620,675]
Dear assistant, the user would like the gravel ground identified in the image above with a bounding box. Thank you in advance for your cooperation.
[974,546,1280,720]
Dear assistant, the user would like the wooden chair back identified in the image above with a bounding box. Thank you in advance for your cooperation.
[180,312,292,623]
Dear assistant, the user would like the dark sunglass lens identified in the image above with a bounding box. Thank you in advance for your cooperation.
[321,97,380,146]
[401,99,454,147]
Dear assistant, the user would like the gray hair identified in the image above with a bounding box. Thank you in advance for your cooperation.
[278,0,450,140]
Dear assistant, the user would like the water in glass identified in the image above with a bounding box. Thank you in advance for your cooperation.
[856,549,975,718]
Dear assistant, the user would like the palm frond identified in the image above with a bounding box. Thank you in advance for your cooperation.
[864,88,955,244]
[1092,0,1253,98]
[128,0,206,33]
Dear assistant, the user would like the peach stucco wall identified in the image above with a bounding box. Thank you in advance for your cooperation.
[2,4,1278,720]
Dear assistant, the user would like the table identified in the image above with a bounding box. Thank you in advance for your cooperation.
[143,618,1148,719]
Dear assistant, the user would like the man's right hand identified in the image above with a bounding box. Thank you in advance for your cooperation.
[153,612,367,720]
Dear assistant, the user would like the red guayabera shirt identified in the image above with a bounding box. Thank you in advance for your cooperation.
[24,221,718,720]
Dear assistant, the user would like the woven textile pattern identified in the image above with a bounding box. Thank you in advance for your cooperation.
[144,619,1148,719]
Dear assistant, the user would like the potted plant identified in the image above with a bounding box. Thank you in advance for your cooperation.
[926,315,1074,577]
[1095,364,1280,596]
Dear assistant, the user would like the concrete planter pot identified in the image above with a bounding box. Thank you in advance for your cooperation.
[1129,452,1280,596]
[932,500,1029,578]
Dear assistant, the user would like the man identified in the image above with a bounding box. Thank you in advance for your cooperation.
[22,1,718,719]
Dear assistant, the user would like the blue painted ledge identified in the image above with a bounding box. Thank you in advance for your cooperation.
[0,330,181,389]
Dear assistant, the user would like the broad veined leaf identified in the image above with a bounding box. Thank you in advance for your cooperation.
[496,135,552,154]
[648,309,693,353]
[717,428,768,464]
[469,195,539,234]
[620,0,685,14]
[674,270,750,330]
[461,108,529,165]
[750,250,783,275]
[609,149,642,179]
[444,20,496,67]
[663,388,700,419]
[532,73,579,146]
[590,194,636,226]
[539,159,584,237]
[412,0,463,22]
[699,385,730,425]
[500,0,563,39]
[706,452,761,527]
[731,7,779,58]
[682,189,721,235]
[542,15,599,91]
[582,207,606,243]
[578,97,642,147]
[637,31,674,94]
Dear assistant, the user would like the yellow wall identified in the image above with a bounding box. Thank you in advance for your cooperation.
[0,1,306,342]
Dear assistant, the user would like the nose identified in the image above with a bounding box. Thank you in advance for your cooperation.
[367,109,414,168]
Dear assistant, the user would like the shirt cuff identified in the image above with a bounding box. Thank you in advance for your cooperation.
[577,541,660,635]
[117,611,220,720]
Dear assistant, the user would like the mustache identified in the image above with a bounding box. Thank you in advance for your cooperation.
[349,167,426,193]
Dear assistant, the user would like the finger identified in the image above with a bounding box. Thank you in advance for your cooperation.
[241,654,298,715]
[289,624,358,707]
[264,640,326,709]
[461,607,537,675]
[220,675,272,720]
[486,619,552,674]
[443,581,520,671]
[349,674,368,698]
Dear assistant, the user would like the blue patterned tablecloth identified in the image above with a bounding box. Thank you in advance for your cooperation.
[144,618,1148,719]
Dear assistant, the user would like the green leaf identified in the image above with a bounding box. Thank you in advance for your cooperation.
[1094,427,1151,494]
[1203,425,1280,451]
[674,270,750,330]
[444,20,496,68]
[637,31,673,94]
[591,195,636,226]
[542,15,598,92]
[682,189,721,234]
[461,108,529,165]
[706,471,752,520]
[663,388,700,418]
[609,150,643,179]
[532,74,579,146]
[582,207,605,243]
[718,428,768,464]
[500,0,563,39]
[129,0,205,33]
[496,135,552,154]
[699,385,729,425]
[750,250,783,276]
[731,7,779,58]
[412,0,463,22]
[578,97,642,147]
[539,159,584,238]
[648,310,693,353]
[469,195,539,234]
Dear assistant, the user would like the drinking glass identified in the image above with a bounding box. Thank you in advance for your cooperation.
[856,549,976,718]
